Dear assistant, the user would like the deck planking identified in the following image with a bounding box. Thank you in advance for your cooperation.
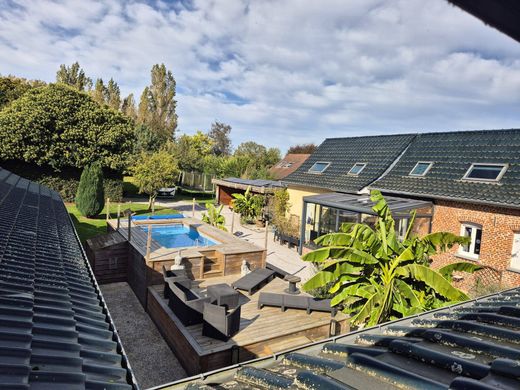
[157,275,348,355]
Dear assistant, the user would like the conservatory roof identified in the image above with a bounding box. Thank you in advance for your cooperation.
[303,192,432,216]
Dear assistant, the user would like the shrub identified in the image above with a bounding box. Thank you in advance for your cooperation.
[76,164,105,217]
[1,161,123,202]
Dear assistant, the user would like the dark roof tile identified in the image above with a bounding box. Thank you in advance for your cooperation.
[283,134,416,193]
[0,167,136,389]
[373,129,520,207]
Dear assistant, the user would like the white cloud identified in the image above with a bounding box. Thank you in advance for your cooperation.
[1,0,520,152]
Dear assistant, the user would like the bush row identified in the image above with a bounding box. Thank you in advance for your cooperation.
[1,161,123,202]
[38,175,123,202]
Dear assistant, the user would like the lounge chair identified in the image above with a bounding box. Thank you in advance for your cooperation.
[202,303,241,341]
[232,268,276,295]
[168,281,211,326]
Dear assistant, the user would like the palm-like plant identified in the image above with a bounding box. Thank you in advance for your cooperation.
[201,204,227,231]
[302,190,481,327]
[231,186,264,223]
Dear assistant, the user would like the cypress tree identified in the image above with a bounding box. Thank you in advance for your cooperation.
[76,163,105,217]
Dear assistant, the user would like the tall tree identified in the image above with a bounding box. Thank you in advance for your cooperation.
[106,78,121,110]
[131,149,179,210]
[0,76,45,109]
[122,93,137,120]
[208,121,232,156]
[174,131,214,172]
[0,84,135,171]
[56,62,92,91]
[91,78,106,106]
[137,64,177,140]
[287,143,317,154]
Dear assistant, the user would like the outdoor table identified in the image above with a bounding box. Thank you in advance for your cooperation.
[284,274,301,295]
[207,283,240,309]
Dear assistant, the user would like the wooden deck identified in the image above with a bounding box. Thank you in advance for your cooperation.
[147,275,349,374]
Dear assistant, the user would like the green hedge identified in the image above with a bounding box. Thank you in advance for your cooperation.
[1,161,123,202]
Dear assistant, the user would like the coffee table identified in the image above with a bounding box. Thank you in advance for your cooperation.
[207,283,240,309]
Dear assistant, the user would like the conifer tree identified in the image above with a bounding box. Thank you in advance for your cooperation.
[56,62,92,91]
[106,78,121,110]
[75,163,105,217]
[137,64,177,140]
[91,78,107,106]
[122,93,137,120]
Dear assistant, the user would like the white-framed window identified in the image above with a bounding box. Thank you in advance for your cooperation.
[409,161,433,177]
[308,161,330,174]
[459,223,482,260]
[348,163,366,176]
[462,163,508,182]
[510,232,520,270]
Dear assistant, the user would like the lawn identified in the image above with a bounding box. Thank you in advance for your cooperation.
[66,202,180,243]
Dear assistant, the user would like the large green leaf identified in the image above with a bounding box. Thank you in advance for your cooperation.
[401,264,468,301]
[350,291,383,326]
[421,232,470,253]
[315,233,353,247]
[394,279,421,308]
[438,262,482,281]
[302,247,379,264]
[302,270,335,291]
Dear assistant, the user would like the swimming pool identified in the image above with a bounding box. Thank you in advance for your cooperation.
[141,224,218,248]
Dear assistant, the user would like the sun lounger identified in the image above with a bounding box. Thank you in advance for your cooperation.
[231,268,276,295]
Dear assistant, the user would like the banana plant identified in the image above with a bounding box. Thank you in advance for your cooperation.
[231,186,264,223]
[302,190,480,327]
[201,203,227,231]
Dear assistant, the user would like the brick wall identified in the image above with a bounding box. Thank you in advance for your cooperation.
[431,200,520,288]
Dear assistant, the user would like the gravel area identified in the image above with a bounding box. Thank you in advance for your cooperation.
[101,282,187,389]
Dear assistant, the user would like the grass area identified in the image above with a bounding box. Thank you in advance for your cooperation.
[66,202,180,243]
[123,176,215,207]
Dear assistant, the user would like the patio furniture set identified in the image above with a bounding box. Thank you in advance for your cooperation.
[162,266,337,342]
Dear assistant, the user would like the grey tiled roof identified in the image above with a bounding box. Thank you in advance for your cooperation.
[161,286,520,389]
[372,129,520,208]
[283,134,416,193]
[0,168,136,389]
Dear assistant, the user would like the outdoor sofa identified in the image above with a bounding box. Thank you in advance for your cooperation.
[167,281,211,326]
[258,292,337,316]
[202,302,241,341]
[162,265,192,300]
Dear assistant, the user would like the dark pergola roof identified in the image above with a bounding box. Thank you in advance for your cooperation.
[303,192,432,215]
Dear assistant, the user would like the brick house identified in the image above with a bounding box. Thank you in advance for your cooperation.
[373,129,520,287]
[282,129,520,288]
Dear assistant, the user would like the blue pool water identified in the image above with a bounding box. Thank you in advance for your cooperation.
[141,224,218,248]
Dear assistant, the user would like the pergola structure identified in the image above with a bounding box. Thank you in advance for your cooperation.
[298,192,433,254]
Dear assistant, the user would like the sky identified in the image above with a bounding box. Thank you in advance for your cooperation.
[1,0,520,153]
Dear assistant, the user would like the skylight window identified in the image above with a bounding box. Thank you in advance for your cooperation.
[463,163,507,182]
[308,162,330,174]
[409,162,433,177]
[348,163,366,175]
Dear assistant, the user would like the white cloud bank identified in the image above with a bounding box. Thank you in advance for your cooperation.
[1,0,520,151]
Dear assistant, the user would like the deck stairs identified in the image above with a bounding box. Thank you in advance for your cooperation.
[201,250,224,278]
